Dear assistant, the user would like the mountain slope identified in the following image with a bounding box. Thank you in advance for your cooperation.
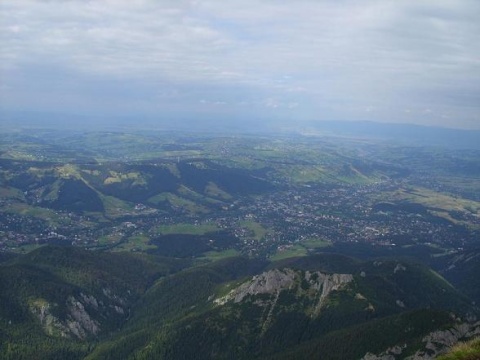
[1,248,477,360]
[87,254,477,360]
[0,246,189,360]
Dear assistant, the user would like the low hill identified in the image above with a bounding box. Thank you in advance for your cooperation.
[2,158,273,215]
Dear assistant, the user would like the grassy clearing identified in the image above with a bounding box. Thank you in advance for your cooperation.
[103,171,146,186]
[2,203,62,225]
[372,186,480,228]
[148,192,209,214]
[154,223,219,236]
[158,150,203,159]
[0,186,25,200]
[276,165,328,183]
[301,238,331,249]
[11,243,46,254]
[239,220,268,241]
[270,244,308,261]
[147,193,169,205]
[2,150,39,161]
[438,337,480,360]
[205,182,232,200]
[162,163,180,178]
[214,156,265,170]
[169,195,209,214]
[55,164,82,179]
[435,176,480,198]
[177,185,224,205]
[100,194,135,218]
[390,187,480,213]
[270,238,330,261]
[199,249,240,261]
[114,235,156,252]
[97,233,123,246]
[42,180,61,202]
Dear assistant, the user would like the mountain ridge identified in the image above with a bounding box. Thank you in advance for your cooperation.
[2,246,477,359]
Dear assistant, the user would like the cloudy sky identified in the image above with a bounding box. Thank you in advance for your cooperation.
[1,0,479,129]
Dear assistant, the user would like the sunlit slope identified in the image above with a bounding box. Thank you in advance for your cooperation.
[1,158,272,216]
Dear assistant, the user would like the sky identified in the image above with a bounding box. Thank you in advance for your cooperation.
[1,0,479,130]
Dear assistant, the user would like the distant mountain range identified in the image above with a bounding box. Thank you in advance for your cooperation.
[2,110,480,150]
[302,120,480,150]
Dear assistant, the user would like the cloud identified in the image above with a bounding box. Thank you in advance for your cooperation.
[1,0,479,129]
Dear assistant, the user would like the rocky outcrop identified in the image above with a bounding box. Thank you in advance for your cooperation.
[29,296,100,340]
[362,345,406,360]
[80,292,99,310]
[361,321,480,360]
[224,268,296,304]
[214,268,353,313]
[213,268,354,334]
[65,296,100,339]
[406,321,480,359]
[29,300,69,338]
[312,272,355,316]
[29,289,129,340]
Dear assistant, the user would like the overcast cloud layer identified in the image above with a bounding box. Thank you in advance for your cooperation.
[1,0,479,129]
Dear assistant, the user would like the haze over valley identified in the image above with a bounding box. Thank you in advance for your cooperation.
[1,1,480,359]
[1,128,480,359]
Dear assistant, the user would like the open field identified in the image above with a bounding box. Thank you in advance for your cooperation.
[154,222,220,236]
[113,235,156,252]
[301,238,331,249]
[1,203,62,225]
[198,249,240,261]
[390,187,480,213]
[239,220,268,241]
[270,244,308,261]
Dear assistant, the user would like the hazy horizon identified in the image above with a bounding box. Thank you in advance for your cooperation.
[1,1,480,130]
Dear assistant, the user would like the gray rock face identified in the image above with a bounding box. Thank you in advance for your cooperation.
[406,322,480,360]
[29,296,101,340]
[361,321,480,360]
[313,272,355,315]
[231,268,296,303]
[29,290,129,340]
[80,292,99,310]
[362,345,406,360]
[214,268,353,311]
[29,301,69,337]
[213,268,354,334]
[66,296,100,339]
